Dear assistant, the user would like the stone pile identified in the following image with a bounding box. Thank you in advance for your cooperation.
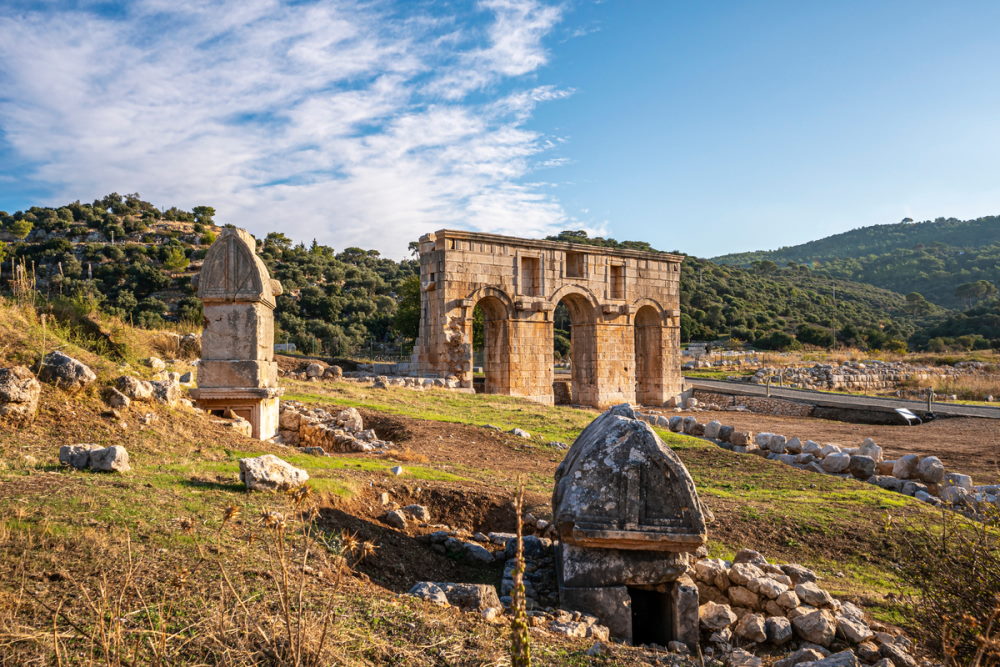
[636,410,998,519]
[279,364,467,391]
[110,374,183,408]
[277,401,393,453]
[423,528,506,564]
[407,580,611,640]
[500,534,558,609]
[692,549,919,666]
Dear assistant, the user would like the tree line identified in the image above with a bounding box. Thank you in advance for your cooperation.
[1,197,996,356]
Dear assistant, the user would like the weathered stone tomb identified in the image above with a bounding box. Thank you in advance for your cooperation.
[190,228,283,439]
[411,230,683,408]
[552,404,707,647]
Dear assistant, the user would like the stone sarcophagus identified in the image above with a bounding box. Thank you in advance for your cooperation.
[553,404,707,648]
[190,228,283,439]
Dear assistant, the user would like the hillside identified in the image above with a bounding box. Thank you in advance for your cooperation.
[712,215,1000,310]
[0,193,419,359]
[1,297,991,663]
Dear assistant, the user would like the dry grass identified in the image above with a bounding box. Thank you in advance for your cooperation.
[889,508,1000,665]
[900,375,1000,402]
[0,490,390,665]
[755,348,1000,368]
[390,447,430,464]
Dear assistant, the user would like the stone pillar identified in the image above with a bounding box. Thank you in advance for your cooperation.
[189,228,283,439]
[509,311,553,404]
[592,313,636,408]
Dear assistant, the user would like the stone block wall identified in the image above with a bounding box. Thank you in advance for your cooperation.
[412,230,683,408]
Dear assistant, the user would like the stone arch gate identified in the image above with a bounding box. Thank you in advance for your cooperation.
[411,230,683,408]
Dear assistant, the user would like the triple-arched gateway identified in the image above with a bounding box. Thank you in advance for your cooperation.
[411,230,683,408]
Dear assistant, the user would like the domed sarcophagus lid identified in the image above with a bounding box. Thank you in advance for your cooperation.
[197,227,282,307]
[553,404,706,552]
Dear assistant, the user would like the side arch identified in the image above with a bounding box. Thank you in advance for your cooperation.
[634,304,664,405]
[630,297,666,321]
[463,285,516,314]
[466,287,514,396]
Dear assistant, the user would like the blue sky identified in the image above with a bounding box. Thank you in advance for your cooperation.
[1,1,998,258]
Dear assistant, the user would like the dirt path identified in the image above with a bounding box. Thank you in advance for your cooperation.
[687,409,1000,484]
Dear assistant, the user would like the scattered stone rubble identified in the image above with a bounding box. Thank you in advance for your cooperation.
[635,410,999,520]
[59,444,131,472]
[409,531,916,663]
[408,574,610,641]
[279,360,469,391]
[109,374,183,408]
[276,401,394,453]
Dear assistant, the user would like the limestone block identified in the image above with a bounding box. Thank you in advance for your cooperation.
[892,455,920,480]
[198,360,278,389]
[916,456,944,484]
[558,543,689,588]
[239,455,308,491]
[0,366,41,426]
[559,585,632,640]
[38,352,96,393]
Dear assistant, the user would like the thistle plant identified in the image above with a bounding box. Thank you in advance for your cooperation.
[510,483,531,667]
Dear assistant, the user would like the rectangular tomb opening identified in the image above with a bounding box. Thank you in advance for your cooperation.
[628,585,675,647]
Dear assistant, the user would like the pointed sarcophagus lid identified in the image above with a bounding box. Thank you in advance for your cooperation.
[553,404,707,552]
[197,227,282,308]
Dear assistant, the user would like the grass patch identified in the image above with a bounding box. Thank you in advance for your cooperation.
[285,382,598,445]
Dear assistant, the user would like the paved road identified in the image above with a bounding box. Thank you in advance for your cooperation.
[686,377,1000,420]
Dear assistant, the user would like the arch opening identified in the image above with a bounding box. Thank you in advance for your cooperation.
[472,296,509,395]
[552,293,597,405]
[634,305,663,405]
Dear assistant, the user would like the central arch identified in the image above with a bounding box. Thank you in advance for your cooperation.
[634,305,663,404]
[553,291,598,406]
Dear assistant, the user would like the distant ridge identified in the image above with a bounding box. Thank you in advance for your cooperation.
[712,215,1000,308]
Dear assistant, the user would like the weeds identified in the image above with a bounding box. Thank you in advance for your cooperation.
[510,482,531,667]
[889,506,1000,664]
[0,489,377,665]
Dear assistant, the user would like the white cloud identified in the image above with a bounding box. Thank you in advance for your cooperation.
[0,0,579,258]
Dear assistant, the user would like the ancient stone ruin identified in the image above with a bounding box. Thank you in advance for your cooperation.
[190,228,283,439]
[411,230,683,408]
[552,404,707,647]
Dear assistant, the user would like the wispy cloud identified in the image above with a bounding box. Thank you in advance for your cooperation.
[0,0,585,257]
